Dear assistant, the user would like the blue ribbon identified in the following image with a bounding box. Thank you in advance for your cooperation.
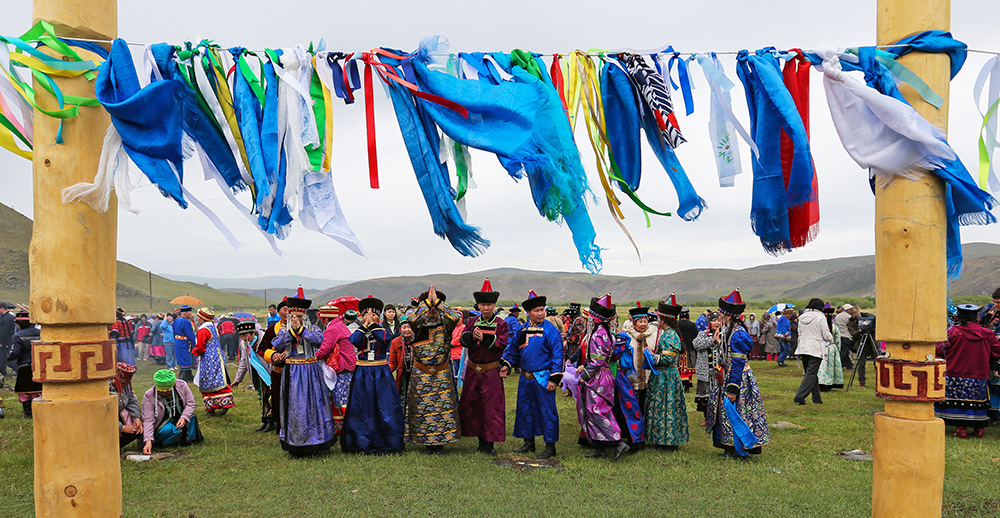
[667,52,695,116]
[723,397,758,456]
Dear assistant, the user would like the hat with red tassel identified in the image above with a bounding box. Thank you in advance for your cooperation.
[473,278,500,304]
[522,290,547,311]
[718,288,746,316]
[657,292,683,317]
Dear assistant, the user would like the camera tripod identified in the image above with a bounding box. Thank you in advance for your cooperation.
[846,331,878,392]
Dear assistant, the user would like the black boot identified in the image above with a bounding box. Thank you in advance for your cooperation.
[612,442,630,462]
[22,400,32,419]
[255,422,269,432]
[537,443,556,459]
[584,448,606,458]
[512,438,535,454]
[217,407,229,417]
[477,438,496,455]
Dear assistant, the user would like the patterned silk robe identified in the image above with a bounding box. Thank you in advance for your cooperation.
[404,303,461,445]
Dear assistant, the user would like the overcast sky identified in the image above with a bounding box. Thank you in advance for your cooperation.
[1,1,998,282]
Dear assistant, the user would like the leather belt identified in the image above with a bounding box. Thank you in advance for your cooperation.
[412,359,450,375]
[357,360,388,367]
[285,358,317,365]
[467,360,500,373]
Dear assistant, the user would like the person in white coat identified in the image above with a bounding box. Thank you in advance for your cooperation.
[793,298,834,405]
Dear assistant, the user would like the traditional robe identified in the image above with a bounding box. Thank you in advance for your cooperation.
[193,322,235,412]
[934,322,1000,427]
[343,323,404,453]
[577,324,621,446]
[705,321,770,454]
[645,326,689,446]
[818,325,844,389]
[405,304,461,445]
[611,332,645,444]
[173,317,197,381]
[459,314,509,442]
[271,325,336,454]
[501,319,564,444]
[316,318,357,435]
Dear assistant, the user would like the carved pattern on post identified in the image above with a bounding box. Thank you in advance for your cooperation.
[875,357,946,401]
[32,340,116,382]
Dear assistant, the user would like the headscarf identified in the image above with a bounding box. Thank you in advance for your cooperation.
[153,369,176,390]
[111,361,136,404]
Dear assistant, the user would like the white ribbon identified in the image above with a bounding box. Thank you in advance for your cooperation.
[191,47,253,189]
[693,53,758,158]
[61,124,140,214]
[299,171,366,257]
[974,55,1000,193]
[693,54,745,187]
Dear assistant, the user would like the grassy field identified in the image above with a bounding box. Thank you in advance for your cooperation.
[1,361,999,517]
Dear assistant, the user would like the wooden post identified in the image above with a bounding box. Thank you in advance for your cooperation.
[872,1,949,517]
[29,1,121,517]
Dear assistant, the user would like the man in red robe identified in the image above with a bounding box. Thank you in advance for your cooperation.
[459,279,510,455]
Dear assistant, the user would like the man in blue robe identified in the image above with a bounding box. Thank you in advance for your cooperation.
[504,305,523,351]
[173,306,198,382]
[500,292,563,459]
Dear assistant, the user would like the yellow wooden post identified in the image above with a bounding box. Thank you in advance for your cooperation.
[29,1,121,516]
[872,1,950,517]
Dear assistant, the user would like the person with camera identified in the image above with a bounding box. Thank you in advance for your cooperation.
[978,288,1000,333]
[847,306,876,387]
[934,304,1000,438]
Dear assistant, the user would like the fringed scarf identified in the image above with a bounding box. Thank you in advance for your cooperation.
[815,46,995,277]
[393,38,602,271]
[375,49,490,258]
[781,53,820,248]
[736,49,817,253]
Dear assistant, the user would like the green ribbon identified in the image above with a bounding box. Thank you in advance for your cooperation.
[978,95,1000,189]
[846,47,944,108]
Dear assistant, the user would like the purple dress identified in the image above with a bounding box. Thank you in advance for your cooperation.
[577,325,622,446]
[272,326,337,454]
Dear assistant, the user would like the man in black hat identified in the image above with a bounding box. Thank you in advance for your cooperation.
[459,279,510,455]
[405,285,462,455]
[500,291,563,459]
[233,320,273,432]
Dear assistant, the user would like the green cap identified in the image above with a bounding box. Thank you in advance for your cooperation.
[153,369,176,390]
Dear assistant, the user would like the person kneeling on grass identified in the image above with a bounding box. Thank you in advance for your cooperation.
[141,369,203,455]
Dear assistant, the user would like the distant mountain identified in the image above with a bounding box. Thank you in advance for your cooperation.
[312,243,1000,305]
[162,274,350,291]
[0,204,266,312]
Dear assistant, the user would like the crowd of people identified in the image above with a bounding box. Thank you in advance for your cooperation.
[3,283,998,459]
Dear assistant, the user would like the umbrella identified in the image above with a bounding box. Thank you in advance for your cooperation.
[170,295,204,305]
[767,303,796,313]
[232,311,255,319]
[328,296,359,313]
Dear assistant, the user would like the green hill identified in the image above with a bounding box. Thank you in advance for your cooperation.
[313,244,1000,306]
[0,203,266,313]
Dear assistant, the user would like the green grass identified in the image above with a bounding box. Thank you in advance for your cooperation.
[1,362,999,517]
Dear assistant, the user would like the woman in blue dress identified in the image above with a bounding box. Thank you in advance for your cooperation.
[343,297,405,453]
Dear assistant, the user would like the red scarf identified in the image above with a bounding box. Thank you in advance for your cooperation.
[780,52,820,248]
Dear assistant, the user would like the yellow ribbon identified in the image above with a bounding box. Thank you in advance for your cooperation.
[573,52,641,261]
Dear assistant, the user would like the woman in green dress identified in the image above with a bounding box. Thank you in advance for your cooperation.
[644,295,689,450]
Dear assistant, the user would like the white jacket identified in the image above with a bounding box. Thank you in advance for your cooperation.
[796,309,834,359]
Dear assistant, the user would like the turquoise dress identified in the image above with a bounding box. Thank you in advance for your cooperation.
[644,327,689,446]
